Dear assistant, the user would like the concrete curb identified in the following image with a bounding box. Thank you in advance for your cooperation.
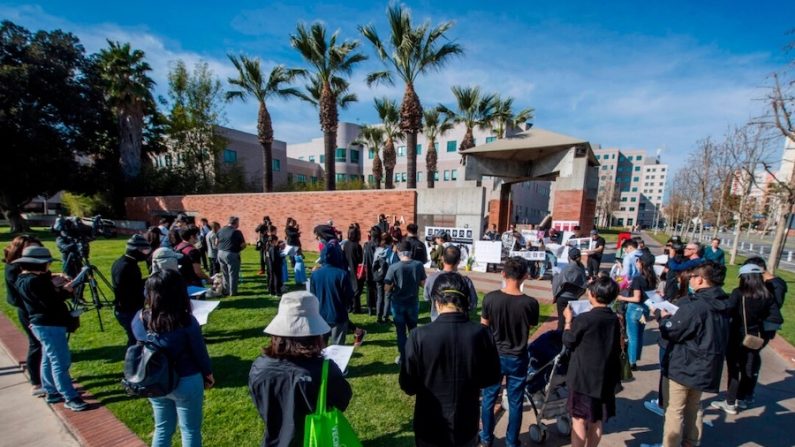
[0,312,146,447]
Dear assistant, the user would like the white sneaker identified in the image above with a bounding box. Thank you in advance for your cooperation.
[395,355,401,365]
[644,399,664,417]
[710,400,738,415]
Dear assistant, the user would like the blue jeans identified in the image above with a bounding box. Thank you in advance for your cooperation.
[114,310,137,347]
[626,303,647,365]
[392,300,419,359]
[149,373,204,447]
[481,355,529,447]
[30,325,78,400]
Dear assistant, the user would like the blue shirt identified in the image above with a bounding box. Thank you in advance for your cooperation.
[703,247,725,265]
[309,265,352,325]
[132,311,212,378]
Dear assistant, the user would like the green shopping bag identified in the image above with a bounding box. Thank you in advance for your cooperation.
[304,359,362,447]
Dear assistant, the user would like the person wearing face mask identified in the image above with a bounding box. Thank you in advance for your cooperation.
[111,234,152,347]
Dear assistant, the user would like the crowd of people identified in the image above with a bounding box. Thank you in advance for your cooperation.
[2,217,789,447]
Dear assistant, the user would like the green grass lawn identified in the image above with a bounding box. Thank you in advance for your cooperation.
[645,231,795,345]
[0,228,552,446]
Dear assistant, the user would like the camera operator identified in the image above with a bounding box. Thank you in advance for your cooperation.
[111,235,151,347]
[14,246,88,411]
[53,215,92,278]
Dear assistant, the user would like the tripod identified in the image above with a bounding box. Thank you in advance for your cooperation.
[64,249,115,331]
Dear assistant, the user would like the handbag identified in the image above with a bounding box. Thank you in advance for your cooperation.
[304,360,362,447]
[356,264,366,281]
[741,296,765,350]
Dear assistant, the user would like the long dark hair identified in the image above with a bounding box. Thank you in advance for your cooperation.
[347,224,361,243]
[636,258,659,290]
[145,226,161,252]
[3,235,42,263]
[738,272,772,301]
[263,335,324,359]
[143,270,192,333]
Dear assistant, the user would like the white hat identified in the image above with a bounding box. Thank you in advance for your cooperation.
[151,247,182,274]
[738,264,764,276]
[264,291,330,337]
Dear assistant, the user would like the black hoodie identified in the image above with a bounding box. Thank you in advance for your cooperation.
[660,285,733,392]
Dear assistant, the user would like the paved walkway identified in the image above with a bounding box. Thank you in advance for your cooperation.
[0,342,79,446]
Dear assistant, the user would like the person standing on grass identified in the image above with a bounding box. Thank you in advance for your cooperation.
[703,237,725,265]
[400,272,501,447]
[480,257,540,447]
[585,229,606,278]
[562,276,622,447]
[424,245,478,322]
[198,218,211,271]
[266,235,284,297]
[384,240,427,364]
[216,216,246,296]
[111,234,151,347]
[15,246,88,411]
[362,226,383,316]
[254,216,271,276]
[249,291,352,447]
[373,233,399,324]
[4,235,45,397]
[205,222,220,276]
[342,224,364,313]
[658,261,731,447]
[310,244,366,346]
[711,263,782,415]
[405,223,429,264]
[132,270,214,447]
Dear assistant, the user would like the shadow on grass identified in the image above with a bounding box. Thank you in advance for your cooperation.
[363,420,414,446]
[216,296,274,310]
[211,354,256,389]
[350,360,399,378]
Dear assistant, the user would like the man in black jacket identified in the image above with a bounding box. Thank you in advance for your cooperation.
[552,248,587,331]
[405,223,428,264]
[111,235,151,346]
[400,272,500,447]
[658,261,732,447]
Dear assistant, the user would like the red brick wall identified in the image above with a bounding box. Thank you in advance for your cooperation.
[125,190,416,246]
[552,190,595,233]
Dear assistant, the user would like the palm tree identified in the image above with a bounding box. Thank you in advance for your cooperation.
[493,96,534,139]
[97,40,156,183]
[422,108,454,188]
[226,55,302,192]
[291,23,366,191]
[439,86,497,151]
[360,4,463,189]
[353,125,385,189]
[374,97,403,189]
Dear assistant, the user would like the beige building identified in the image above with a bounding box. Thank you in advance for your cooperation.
[593,147,668,228]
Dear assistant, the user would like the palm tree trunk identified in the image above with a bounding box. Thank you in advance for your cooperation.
[459,127,476,151]
[320,83,338,191]
[118,109,143,182]
[426,137,437,188]
[373,151,383,190]
[400,84,422,189]
[324,131,336,190]
[383,138,396,190]
[258,103,274,192]
[406,132,417,189]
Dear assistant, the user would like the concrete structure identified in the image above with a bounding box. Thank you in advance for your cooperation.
[593,147,668,228]
[416,187,487,240]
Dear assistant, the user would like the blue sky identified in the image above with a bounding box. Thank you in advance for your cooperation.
[2,1,793,173]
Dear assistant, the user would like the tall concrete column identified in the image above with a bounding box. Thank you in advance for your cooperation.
[550,155,599,233]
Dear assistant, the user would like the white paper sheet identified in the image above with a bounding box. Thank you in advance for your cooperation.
[653,265,665,276]
[655,254,669,265]
[474,241,503,264]
[190,299,220,325]
[645,291,664,306]
[322,345,355,372]
[569,300,593,316]
[650,300,679,315]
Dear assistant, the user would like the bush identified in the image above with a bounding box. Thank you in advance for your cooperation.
[61,191,111,217]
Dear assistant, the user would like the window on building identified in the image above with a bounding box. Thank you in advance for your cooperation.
[222,149,237,164]
[627,218,634,225]
[398,146,406,157]
[631,187,637,192]
[602,166,608,170]
[309,155,315,163]
[368,174,374,184]
[368,149,375,160]
[620,207,626,211]
[446,140,457,152]
[350,174,359,181]
[621,197,627,202]
[401,172,407,182]
[272,159,281,172]
[311,176,318,183]
[417,171,423,182]
[395,172,400,183]
[296,174,306,183]
[451,169,458,180]
[595,154,600,159]
[434,142,439,151]
[630,197,636,202]
[633,177,639,182]
[634,166,640,171]
[298,156,304,161]
[350,149,360,164]
[334,174,345,182]
[444,170,450,181]
[320,155,325,163]
[416,144,422,155]
[636,156,642,161]
[434,172,439,181]
[486,136,496,143]
[335,148,346,162]
[629,207,635,211]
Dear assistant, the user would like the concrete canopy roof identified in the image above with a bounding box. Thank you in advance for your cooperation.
[462,127,598,165]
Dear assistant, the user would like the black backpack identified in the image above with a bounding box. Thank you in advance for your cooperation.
[372,251,390,283]
[122,335,179,398]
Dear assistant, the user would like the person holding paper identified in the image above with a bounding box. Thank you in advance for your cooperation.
[552,247,588,331]
[616,251,658,371]
[658,261,732,447]
[400,273,500,447]
[562,276,622,447]
[249,291,351,447]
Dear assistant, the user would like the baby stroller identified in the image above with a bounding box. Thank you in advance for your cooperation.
[521,330,571,443]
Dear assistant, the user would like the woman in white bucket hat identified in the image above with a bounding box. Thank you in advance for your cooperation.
[248,291,352,447]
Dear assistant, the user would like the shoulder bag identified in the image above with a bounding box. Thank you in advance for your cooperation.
[304,360,361,447]
[741,295,765,350]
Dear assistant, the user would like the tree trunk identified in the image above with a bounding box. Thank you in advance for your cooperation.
[400,84,422,189]
[459,127,476,151]
[2,207,30,233]
[426,137,437,189]
[406,132,417,189]
[258,102,274,193]
[729,191,749,265]
[118,109,144,183]
[383,138,396,190]
[324,131,336,191]
[768,201,792,273]
[372,151,383,190]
